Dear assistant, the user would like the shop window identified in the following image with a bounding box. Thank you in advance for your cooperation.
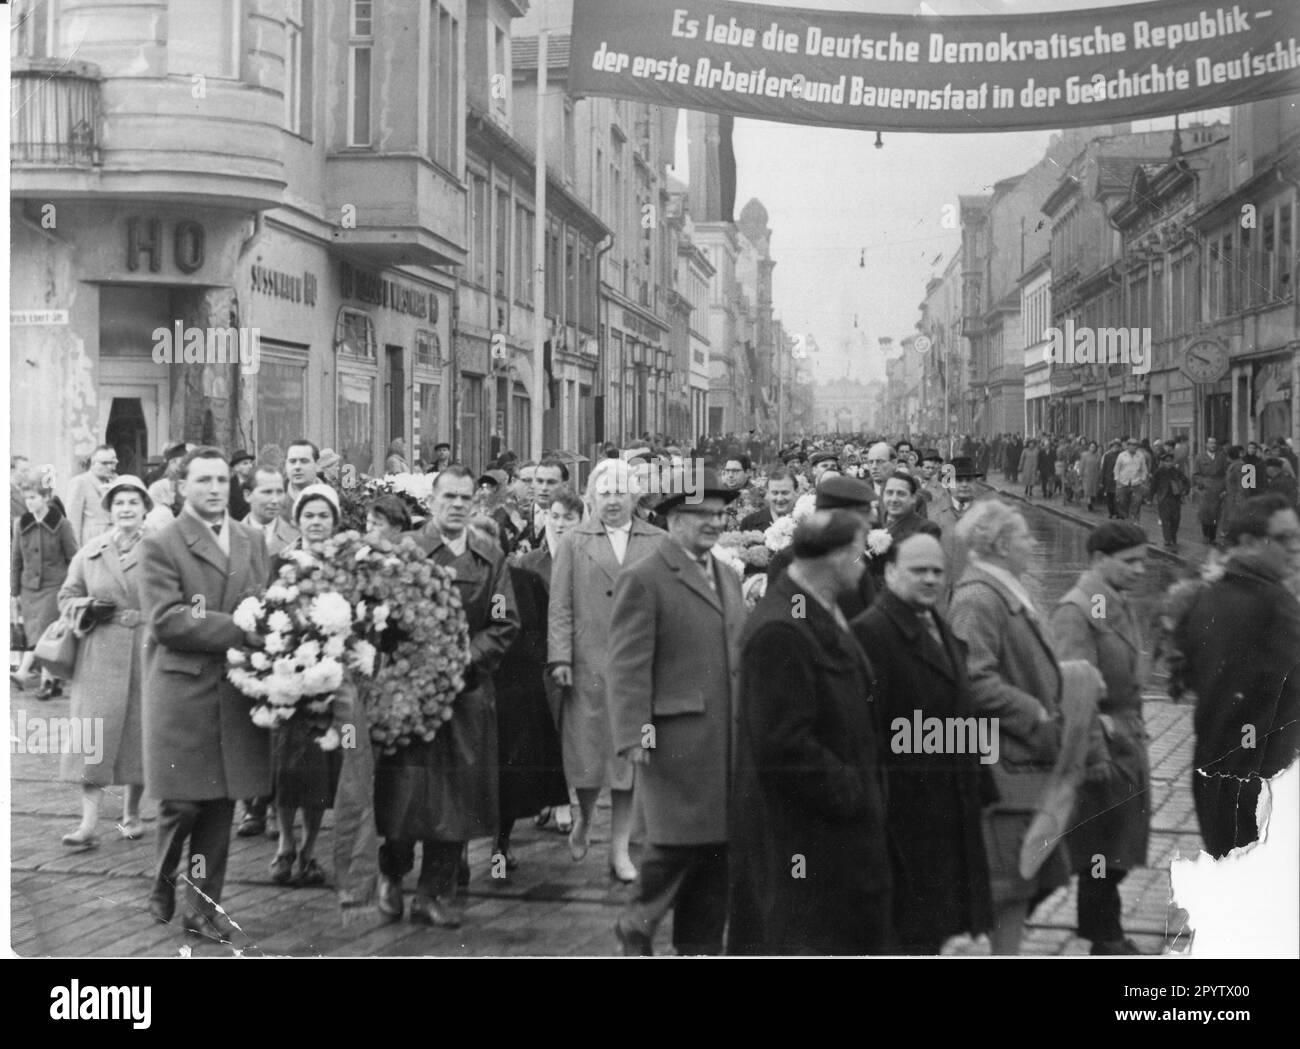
[416,381,441,467]
[167,0,240,79]
[337,372,375,476]
[256,348,308,461]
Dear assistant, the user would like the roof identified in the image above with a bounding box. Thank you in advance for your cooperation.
[1095,155,1166,195]
[513,33,571,71]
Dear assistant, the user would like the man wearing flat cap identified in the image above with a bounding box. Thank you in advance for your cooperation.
[931,457,983,608]
[809,450,840,485]
[606,469,746,955]
[766,475,879,619]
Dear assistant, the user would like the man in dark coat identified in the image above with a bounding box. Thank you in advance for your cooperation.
[1099,439,1122,517]
[139,448,270,942]
[739,466,797,532]
[607,471,746,955]
[1177,493,1300,858]
[374,466,519,927]
[853,531,994,953]
[765,475,878,618]
[729,511,891,955]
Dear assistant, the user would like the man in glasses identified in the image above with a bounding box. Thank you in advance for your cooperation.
[67,443,119,543]
[1176,492,1300,858]
[607,469,745,955]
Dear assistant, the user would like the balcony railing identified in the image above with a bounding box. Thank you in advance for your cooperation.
[10,58,101,167]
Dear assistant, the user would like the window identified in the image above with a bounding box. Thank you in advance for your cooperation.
[257,348,309,459]
[168,0,240,78]
[515,205,534,306]
[427,1,459,170]
[495,188,510,298]
[416,382,442,466]
[579,239,596,331]
[416,329,442,367]
[461,374,484,473]
[337,307,377,359]
[337,372,374,476]
[545,220,562,317]
[11,0,55,58]
[348,0,373,146]
[470,174,489,288]
[492,24,508,117]
[563,101,576,182]
[565,229,578,324]
[283,0,312,137]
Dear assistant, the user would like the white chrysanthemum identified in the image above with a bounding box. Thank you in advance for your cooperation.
[354,601,368,623]
[250,651,270,671]
[291,549,317,568]
[316,726,341,752]
[294,639,321,666]
[232,596,264,633]
[764,514,797,552]
[264,632,287,655]
[266,609,293,635]
[791,492,817,523]
[309,592,354,635]
[710,546,745,578]
[250,705,277,728]
[866,529,892,557]
[372,603,391,629]
[227,648,246,666]
[265,583,295,603]
[323,634,346,659]
[348,639,378,676]
[302,657,344,694]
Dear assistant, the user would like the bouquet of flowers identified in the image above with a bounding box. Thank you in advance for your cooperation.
[714,529,774,571]
[338,472,433,532]
[763,492,818,552]
[228,545,379,750]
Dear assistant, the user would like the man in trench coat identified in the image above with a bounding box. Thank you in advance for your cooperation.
[139,448,270,941]
[729,511,892,955]
[374,466,519,928]
[606,471,746,955]
[1052,521,1152,955]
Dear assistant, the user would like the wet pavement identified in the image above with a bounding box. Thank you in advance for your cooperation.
[10,493,1203,956]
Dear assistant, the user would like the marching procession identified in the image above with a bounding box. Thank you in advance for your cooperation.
[10,431,1300,956]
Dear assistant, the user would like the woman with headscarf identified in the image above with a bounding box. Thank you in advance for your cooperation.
[267,484,345,888]
[55,476,152,848]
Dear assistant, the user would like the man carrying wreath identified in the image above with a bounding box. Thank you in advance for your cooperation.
[374,465,519,929]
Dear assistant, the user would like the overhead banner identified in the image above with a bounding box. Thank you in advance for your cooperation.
[568,0,1300,132]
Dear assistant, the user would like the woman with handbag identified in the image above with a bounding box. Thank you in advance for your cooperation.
[55,475,151,849]
[11,470,78,699]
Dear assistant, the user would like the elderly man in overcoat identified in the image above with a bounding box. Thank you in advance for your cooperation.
[853,531,994,954]
[1052,521,1152,955]
[139,448,270,942]
[375,465,519,928]
[729,511,892,955]
[606,469,746,955]
[549,458,663,881]
[948,499,1066,956]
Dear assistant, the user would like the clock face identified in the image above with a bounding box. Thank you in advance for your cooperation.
[1183,340,1228,383]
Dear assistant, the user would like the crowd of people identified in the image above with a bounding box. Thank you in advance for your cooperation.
[9,425,1300,955]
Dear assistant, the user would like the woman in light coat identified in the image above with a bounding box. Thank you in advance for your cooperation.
[548,459,664,881]
[11,470,79,698]
[56,476,151,848]
[1079,441,1102,512]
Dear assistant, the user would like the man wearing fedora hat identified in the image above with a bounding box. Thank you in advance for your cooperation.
[932,457,983,610]
[607,469,746,955]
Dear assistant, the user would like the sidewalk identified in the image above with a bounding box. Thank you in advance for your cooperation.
[981,471,1216,569]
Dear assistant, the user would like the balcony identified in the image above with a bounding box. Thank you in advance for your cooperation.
[10,57,101,168]
[326,152,466,269]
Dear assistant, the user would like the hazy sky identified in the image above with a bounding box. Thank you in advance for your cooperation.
[668,0,1207,381]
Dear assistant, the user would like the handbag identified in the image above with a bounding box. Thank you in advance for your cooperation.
[11,619,28,653]
[33,612,79,680]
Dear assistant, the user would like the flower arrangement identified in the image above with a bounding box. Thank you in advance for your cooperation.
[227,538,382,750]
[866,528,893,559]
[342,534,473,755]
[337,473,432,533]
[763,493,818,552]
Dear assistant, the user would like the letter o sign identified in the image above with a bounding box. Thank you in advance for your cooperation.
[174,220,206,274]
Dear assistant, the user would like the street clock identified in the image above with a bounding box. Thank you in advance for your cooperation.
[1181,338,1229,384]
